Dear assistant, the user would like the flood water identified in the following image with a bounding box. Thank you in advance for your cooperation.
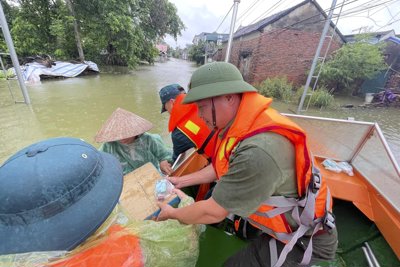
[0,58,399,164]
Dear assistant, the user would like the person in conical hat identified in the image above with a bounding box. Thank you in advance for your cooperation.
[95,107,173,175]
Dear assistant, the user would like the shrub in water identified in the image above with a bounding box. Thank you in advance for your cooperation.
[258,76,293,103]
[296,86,334,108]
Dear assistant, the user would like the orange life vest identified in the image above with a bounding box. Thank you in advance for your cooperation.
[212,92,332,235]
[49,225,144,267]
[169,94,216,158]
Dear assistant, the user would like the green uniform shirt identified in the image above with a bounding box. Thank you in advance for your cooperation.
[212,132,297,217]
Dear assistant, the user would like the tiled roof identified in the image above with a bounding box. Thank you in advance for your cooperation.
[233,0,310,39]
[231,0,345,42]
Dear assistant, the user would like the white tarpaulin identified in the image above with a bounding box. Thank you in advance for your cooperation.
[12,60,99,83]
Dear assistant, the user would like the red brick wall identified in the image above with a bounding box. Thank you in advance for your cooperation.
[216,29,342,87]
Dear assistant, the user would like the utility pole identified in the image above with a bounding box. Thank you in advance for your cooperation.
[204,42,208,64]
[0,2,31,104]
[225,0,240,63]
[297,0,337,114]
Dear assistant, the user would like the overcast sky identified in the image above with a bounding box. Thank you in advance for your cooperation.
[164,0,400,48]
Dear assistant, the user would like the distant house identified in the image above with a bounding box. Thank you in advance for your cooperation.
[156,44,168,54]
[155,43,168,62]
[344,30,396,44]
[192,32,229,63]
[215,0,346,85]
[192,32,229,46]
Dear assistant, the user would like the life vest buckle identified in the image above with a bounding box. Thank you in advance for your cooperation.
[311,172,321,193]
[323,211,336,230]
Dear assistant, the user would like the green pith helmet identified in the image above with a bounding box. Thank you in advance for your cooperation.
[183,62,257,104]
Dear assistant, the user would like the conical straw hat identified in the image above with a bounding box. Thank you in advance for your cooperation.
[95,108,153,143]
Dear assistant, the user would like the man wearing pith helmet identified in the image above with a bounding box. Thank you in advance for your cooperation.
[157,62,338,266]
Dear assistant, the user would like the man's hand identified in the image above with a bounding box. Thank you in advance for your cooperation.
[167,164,217,189]
[160,160,173,175]
[157,189,188,221]
[156,201,175,221]
[167,176,184,188]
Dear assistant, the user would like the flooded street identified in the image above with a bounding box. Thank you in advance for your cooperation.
[0,58,399,164]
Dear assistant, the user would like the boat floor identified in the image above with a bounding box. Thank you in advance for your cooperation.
[196,199,399,267]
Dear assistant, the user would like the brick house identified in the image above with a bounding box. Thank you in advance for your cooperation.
[214,0,346,86]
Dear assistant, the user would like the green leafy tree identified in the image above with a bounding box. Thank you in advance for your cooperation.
[3,0,184,66]
[0,0,16,53]
[9,0,71,58]
[70,0,184,67]
[318,37,387,95]
[188,41,205,65]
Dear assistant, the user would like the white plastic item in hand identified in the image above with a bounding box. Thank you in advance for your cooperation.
[155,178,175,201]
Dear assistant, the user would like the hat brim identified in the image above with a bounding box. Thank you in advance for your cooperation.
[183,80,257,104]
[0,152,123,254]
[161,103,167,113]
[94,108,154,143]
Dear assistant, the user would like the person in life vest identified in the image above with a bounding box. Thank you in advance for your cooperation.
[159,84,216,161]
[159,84,217,200]
[157,62,338,267]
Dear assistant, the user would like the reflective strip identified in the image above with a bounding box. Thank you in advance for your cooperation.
[218,139,227,160]
[184,120,200,135]
[218,137,237,160]
[226,137,236,152]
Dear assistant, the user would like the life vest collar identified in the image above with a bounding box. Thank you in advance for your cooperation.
[229,92,272,138]
[168,94,197,132]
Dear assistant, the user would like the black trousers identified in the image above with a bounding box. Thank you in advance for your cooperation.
[223,233,306,267]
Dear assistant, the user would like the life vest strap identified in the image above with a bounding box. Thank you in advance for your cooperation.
[248,165,335,266]
[197,129,216,155]
[269,238,278,267]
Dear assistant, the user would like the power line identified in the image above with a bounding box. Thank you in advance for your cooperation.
[235,0,264,29]
[336,0,396,17]
[221,0,262,33]
[236,0,262,23]
[249,0,288,25]
[313,0,398,30]
[214,4,234,33]
[375,11,400,31]
[222,0,397,39]
[266,0,398,37]
[231,0,357,36]
[263,0,359,36]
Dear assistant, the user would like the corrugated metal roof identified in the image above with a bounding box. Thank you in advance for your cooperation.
[388,36,400,45]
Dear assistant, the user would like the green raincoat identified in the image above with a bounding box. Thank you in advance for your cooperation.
[99,133,172,175]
